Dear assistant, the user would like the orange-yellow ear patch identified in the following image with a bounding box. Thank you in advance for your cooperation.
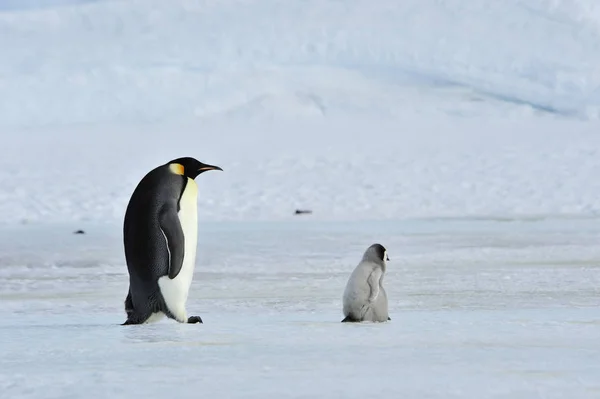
[169,163,185,175]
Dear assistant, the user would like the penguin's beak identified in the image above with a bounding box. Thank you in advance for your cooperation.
[197,163,223,173]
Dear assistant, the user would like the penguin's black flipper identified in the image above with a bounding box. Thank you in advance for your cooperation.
[158,203,185,279]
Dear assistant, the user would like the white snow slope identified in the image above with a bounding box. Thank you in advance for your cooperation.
[2,0,600,126]
[1,0,600,224]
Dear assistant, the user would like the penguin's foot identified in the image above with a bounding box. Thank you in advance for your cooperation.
[341,315,361,323]
[388,316,391,321]
[187,316,203,324]
[121,318,143,325]
[121,310,160,325]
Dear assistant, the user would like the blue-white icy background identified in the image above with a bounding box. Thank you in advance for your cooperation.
[1,0,600,398]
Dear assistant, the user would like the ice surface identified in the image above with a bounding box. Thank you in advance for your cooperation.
[1,220,599,398]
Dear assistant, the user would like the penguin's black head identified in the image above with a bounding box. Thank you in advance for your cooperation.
[366,243,390,263]
[167,157,223,179]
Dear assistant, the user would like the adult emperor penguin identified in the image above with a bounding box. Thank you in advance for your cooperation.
[342,243,391,323]
[122,156,222,325]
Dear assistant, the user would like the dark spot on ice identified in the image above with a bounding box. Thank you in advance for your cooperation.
[294,209,312,215]
[73,230,85,235]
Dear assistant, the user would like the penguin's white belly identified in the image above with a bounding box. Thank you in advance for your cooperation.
[158,178,198,322]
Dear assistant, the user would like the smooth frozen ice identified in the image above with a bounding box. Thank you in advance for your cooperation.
[1,220,599,398]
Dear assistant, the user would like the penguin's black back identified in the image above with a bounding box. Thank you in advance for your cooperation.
[123,165,186,285]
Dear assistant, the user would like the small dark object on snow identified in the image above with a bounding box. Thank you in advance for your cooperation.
[294,209,312,215]
[73,230,85,235]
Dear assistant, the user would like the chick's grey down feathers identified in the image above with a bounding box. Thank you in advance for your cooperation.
[342,243,390,323]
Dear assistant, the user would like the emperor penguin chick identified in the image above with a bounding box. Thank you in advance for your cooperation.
[342,243,390,323]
